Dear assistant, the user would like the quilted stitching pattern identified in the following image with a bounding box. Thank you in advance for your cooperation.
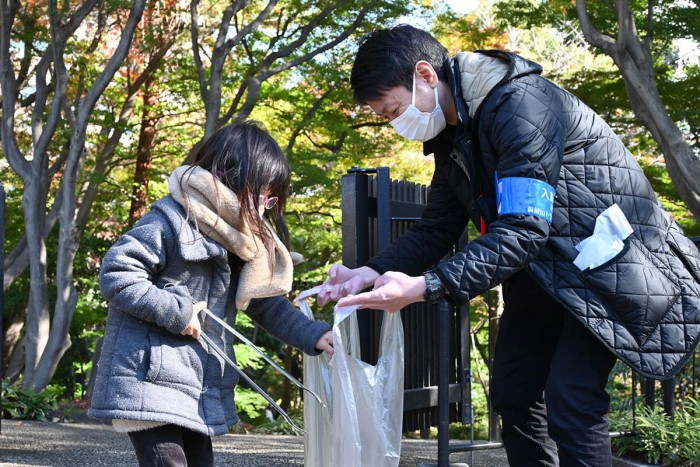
[470,54,700,379]
[502,75,700,380]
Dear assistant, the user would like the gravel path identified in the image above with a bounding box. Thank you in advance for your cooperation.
[0,419,510,466]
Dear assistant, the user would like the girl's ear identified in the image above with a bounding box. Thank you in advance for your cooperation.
[415,60,439,87]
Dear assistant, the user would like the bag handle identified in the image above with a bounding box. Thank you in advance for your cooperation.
[297,285,361,325]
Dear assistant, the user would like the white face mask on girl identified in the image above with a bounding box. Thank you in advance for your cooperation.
[389,73,447,142]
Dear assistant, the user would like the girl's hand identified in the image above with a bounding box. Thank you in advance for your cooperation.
[315,330,334,356]
[182,301,206,339]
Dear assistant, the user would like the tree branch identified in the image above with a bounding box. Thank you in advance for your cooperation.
[33,0,148,391]
[286,83,341,154]
[77,0,146,130]
[0,0,29,177]
[263,0,342,64]
[233,4,368,123]
[206,0,276,133]
[615,0,636,49]
[223,0,274,54]
[645,0,654,47]
[576,0,616,55]
[34,2,69,161]
[266,6,369,78]
[190,0,209,108]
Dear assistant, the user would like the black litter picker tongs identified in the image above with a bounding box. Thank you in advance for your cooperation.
[197,308,326,435]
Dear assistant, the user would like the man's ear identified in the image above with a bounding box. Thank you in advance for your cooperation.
[414,60,439,87]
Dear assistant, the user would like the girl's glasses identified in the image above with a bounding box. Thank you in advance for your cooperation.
[259,195,279,210]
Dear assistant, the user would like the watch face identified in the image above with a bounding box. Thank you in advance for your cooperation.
[424,272,444,304]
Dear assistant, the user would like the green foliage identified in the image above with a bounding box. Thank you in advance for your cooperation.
[233,387,269,423]
[449,421,488,441]
[431,0,510,52]
[607,361,638,415]
[611,398,700,466]
[493,0,577,32]
[651,0,700,42]
[233,313,266,371]
[1,379,60,421]
[254,409,304,436]
[233,341,266,373]
[466,291,495,440]
[231,312,283,425]
[639,158,700,236]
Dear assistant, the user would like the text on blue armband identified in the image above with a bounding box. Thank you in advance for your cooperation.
[496,176,555,222]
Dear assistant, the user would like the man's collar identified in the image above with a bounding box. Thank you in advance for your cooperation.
[423,124,456,156]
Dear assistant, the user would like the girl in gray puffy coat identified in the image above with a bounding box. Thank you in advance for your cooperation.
[88,121,333,466]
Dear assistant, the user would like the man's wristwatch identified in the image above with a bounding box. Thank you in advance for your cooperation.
[423,271,445,305]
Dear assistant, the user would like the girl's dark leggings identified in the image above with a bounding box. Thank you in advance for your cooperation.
[127,423,214,467]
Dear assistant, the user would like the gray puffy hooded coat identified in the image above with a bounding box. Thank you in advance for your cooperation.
[88,196,330,435]
[366,50,700,379]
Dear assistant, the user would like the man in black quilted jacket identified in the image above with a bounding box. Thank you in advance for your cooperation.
[318,25,700,466]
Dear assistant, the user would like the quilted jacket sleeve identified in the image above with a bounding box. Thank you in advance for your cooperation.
[433,75,566,305]
[99,211,194,334]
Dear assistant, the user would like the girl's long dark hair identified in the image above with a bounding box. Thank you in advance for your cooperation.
[190,121,291,250]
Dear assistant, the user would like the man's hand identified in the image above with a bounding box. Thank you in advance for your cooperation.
[316,265,380,306]
[315,330,334,356]
[181,301,206,339]
[336,271,426,313]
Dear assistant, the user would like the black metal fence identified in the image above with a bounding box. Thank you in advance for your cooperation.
[341,167,700,465]
[341,167,470,438]
[341,167,496,464]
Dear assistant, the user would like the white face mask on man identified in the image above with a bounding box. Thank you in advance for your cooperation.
[389,72,447,142]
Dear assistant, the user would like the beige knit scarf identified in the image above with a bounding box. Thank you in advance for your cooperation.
[169,165,293,310]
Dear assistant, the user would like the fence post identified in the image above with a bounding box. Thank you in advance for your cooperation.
[341,168,370,269]
[487,289,501,443]
[342,168,371,360]
[375,167,391,253]
[437,299,451,467]
[0,182,5,435]
[662,379,675,417]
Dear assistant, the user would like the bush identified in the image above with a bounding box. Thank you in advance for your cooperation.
[611,398,700,466]
[253,408,304,435]
[1,378,60,421]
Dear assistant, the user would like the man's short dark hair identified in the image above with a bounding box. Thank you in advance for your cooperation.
[350,24,449,105]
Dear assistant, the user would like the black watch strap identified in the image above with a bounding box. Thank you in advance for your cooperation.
[423,271,445,305]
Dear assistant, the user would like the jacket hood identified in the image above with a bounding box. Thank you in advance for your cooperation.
[151,196,228,263]
[451,50,543,119]
[484,49,543,81]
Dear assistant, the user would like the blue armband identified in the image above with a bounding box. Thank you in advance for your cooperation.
[496,176,555,222]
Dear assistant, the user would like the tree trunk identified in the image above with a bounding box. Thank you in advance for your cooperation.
[576,0,700,221]
[616,57,700,221]
[5,335,25,383]
[128,75,159,225]
[2,316,24,369]
[22,176,52,389]
[28,0,146,392]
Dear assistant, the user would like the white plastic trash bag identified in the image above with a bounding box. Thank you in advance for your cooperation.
[298,288,335,465]
[297,286,405,467]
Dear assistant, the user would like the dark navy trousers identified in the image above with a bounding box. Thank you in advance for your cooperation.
[492,271,617,467]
